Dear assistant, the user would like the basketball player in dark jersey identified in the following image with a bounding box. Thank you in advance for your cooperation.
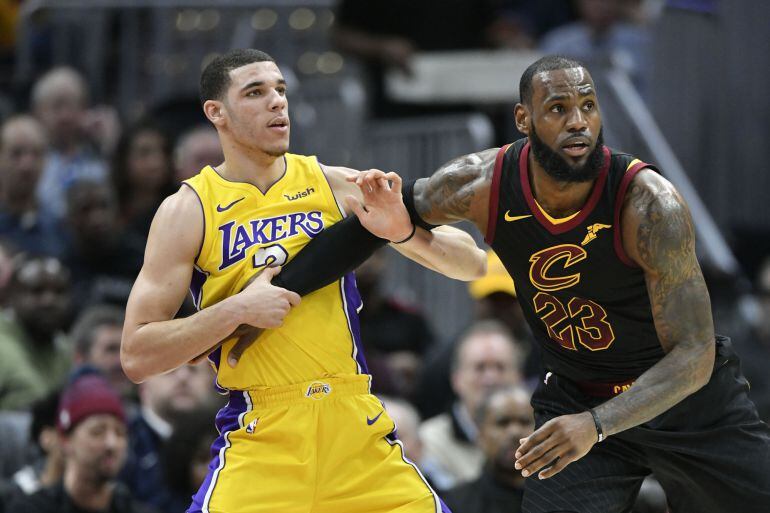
[348,55,770,512]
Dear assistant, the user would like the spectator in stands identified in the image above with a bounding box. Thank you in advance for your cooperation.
[31,67,110,219]
[419,320,523,489]
[443,385,533,513]
[470,250,539,380]
[5,390,63,498]
[356,249,436,405]
[111,120,175,241]
[61,179,144,307]
[120,362,219,512]
[161,404,221,507]
[8,374,156,513]
[0,256,72,410]
[416,250,539,419]
[539,0,651,93]
[174,124,223,182]
[70,305,134,401]
[379,395,449,492]
[0,115,63,257]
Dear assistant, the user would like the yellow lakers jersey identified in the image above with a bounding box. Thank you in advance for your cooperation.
[183,154,367,390]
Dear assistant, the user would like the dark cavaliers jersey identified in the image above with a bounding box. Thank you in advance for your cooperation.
[485,138,665,382]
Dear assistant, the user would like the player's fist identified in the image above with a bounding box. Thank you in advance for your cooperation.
[235,267,300,329]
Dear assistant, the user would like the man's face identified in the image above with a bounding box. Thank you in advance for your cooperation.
[128,130,169,192]
[452,333,521,414]
[67,182,117,244]
[520,67,605,183]
[479,390,535,472]
[140,362,214,422]
[219,61,290,158]
[0,119,47,201]
[88,325,133,397]
[63,414,127,482]
[34,82,86,150]
[175,130,224,182]
[12,258,72,335]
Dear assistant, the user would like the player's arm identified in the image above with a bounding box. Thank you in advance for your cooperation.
[514,169,715,479]
[324,164,487,281]
[592,169,715,431]
[260,154,495,298]
[120,186,299,383]
[411,147,499,229]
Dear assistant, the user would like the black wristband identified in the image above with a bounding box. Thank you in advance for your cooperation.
[403,179,440,232]
[589,408,604,443]
[391,224,416,244]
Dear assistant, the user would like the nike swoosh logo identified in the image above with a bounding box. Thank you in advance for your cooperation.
[217,197,246,212]
[367,410,384,426]
[504,211,533,222]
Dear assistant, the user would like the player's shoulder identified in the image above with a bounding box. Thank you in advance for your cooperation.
[319,162,358,181]
[148,186,204,243]
[158,184,203,219]
[621,168,688,240]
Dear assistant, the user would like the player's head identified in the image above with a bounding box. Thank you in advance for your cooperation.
[200,49,289,159]
[451,320,523,415]
[475,385,534,477]
[515,55,605,183]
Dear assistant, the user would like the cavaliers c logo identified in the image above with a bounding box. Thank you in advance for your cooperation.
[529,244,587,292]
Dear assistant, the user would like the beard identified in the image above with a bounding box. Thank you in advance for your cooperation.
[529,124,605,183]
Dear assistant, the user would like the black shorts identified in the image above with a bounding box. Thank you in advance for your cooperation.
[522,336,770,513]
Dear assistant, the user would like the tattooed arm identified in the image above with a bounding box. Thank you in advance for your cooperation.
[413,148,499,231]
[592,169,715,433]
[514,169,715,480]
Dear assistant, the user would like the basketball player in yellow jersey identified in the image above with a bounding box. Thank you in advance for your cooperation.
[120,49,485,513]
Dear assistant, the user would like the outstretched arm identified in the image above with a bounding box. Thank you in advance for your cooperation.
[325,164,488,281]
[412,148,499,230]
[341,168,486,280]
[514,169,715,479]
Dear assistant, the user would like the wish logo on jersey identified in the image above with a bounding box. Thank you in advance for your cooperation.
[218,211,324,270]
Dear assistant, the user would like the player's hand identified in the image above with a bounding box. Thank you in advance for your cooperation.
[514,411,597,479]
[236,266,300,329]
[345,169,414,243]
[225,267,300,367]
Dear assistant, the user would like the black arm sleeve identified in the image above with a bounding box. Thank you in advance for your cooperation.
[403,179,440,232]
[272,214,388,296]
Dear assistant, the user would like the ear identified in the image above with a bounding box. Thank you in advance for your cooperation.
[514,103,530,136]
[203,100,226,128]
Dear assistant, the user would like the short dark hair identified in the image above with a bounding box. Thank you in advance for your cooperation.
[519,55,586,106]
[70,304,125,356]
[199,49,276,106]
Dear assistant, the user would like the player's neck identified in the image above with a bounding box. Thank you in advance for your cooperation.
[528,156,595,218]
[218,145,286,193]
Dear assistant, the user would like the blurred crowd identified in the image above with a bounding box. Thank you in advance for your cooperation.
[0,1,768,513]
